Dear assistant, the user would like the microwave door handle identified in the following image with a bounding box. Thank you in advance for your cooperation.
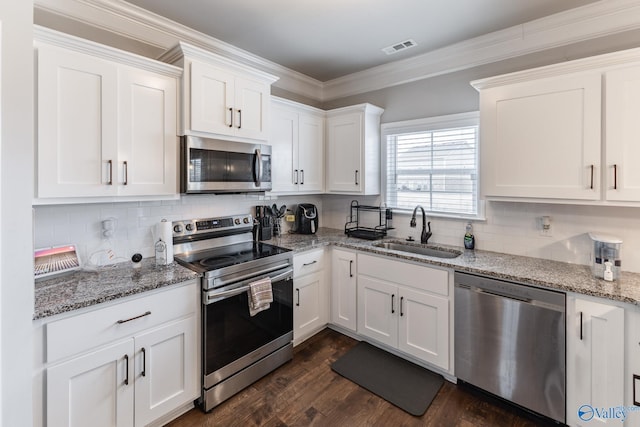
[254,148,262,187]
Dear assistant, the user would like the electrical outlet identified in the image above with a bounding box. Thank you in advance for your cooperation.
[539,216,552,237]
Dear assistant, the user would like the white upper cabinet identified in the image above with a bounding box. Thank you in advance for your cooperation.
[477,72,601,201]
[473,47,640,205]
[160,42,278,141]
[605,65,640,202]
[35,27,180,201]
[271,97,324,194]
[326,103,384,195]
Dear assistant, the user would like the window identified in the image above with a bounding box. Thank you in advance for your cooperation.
[382,112,480,218]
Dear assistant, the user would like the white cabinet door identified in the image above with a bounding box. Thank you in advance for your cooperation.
[37,44,118,198]
[567,297,624,426]
[134,316,198,427]
[190,60,235,136]
[480,72,601,200]
[294,271,324,343]
[234,76,270,140]
[398,287,449,370]
[118,66,178,196]
[605,65,640,202]
[47,339,134,427]
[298,112,325,192]
[326,112,362,193]
[357,276,397,347]
[331,249,357,332]
[270,106,298,193]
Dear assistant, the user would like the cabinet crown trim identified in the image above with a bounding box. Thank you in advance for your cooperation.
[326,103,384,117]
[34,25,182,77]
[471,46,640,90]
[159,41,279,84]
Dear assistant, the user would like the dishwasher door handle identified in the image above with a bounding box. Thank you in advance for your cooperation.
[477,288,532,304]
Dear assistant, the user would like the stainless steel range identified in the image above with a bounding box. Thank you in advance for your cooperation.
[172,214,293,412]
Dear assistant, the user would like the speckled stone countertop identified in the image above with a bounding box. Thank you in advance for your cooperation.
[268,227,640,306]
[34,258,200,320]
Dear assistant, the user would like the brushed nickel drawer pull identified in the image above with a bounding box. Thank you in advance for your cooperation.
[117,311,151,324]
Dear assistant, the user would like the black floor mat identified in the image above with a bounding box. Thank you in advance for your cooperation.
[331,341,444,416]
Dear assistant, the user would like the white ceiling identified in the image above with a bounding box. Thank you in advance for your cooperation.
[124,0,599,82]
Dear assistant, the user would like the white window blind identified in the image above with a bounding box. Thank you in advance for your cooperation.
[383,112,479,217]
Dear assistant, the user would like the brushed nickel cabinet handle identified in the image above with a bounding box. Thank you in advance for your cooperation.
[349,260,353,277]
[117,311,151,324]
[355,170,359,186]
[294,169,298,185]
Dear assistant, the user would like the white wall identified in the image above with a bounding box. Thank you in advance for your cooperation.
[0,1,34,426]
[34,194,324,266]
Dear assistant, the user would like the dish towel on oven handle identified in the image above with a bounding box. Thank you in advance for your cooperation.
[248,276,273,316]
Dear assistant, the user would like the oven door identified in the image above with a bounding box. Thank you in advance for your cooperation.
[181,135,272,193]
[202,267,293,389]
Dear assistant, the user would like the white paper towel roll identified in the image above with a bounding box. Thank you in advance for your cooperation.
[154,219,174,265]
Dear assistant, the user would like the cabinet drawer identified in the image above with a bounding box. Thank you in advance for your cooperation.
[46,280,198,363]
[358,254,449,296]
[294,248,325,277]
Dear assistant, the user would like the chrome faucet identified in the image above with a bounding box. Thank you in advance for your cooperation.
[410,205,432,244]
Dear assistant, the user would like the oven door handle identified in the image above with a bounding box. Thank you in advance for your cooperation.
[204,268,293,304]
[212,262,292,288]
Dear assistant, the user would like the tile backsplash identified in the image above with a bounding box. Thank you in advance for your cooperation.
[35,195,640,273]
[34,194,323,267]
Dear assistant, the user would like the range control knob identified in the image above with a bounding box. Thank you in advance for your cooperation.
[243,217,250,224]
[173,224,183,233]
[234,218,241,225]
[185,223,194,231]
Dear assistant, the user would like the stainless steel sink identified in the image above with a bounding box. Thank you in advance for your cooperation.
[373,241,462,258]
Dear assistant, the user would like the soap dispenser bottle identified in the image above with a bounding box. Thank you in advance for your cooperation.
[464,222,475,250]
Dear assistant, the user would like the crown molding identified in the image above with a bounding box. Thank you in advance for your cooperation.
[33,0,324,100]
[33,25,182,76]
[34,0,640,103]
[322,0,640,101]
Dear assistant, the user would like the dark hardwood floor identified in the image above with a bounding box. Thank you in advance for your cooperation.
[167,329,557,427]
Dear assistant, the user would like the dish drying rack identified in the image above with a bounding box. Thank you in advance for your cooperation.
[344,200,393,240]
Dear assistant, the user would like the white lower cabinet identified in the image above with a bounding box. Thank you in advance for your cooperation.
[293,248,328,345]
[356,253,451,371]
[567,295,624,426]
[330,248,358,332]
[44,281,199,427]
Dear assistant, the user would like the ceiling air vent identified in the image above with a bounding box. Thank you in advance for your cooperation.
[382,39,417,55]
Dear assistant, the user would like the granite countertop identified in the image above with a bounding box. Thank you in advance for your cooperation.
[34,258,200,320]
[268,227,640,306]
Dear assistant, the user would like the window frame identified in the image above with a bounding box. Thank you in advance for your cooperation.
[381,111,484,220]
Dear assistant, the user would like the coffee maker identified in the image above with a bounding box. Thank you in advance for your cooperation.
[295,204,318,234]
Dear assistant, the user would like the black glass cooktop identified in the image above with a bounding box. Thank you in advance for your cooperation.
[175,241,291,273]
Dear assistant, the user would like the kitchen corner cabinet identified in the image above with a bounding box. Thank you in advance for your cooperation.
[566,295,624,426]
[293,248,328,345]
[271,98,325,194]
[35,27,180,200]
[159,42,278,141]
[473,48,640,205]
[44,281,199,427]
[331,248,358,332]
[326,103,384,195]
[357,253,451,370]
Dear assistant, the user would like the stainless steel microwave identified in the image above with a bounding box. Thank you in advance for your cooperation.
[181,135,272,194]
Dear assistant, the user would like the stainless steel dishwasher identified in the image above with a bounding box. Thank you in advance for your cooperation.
[455,272,565,423]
